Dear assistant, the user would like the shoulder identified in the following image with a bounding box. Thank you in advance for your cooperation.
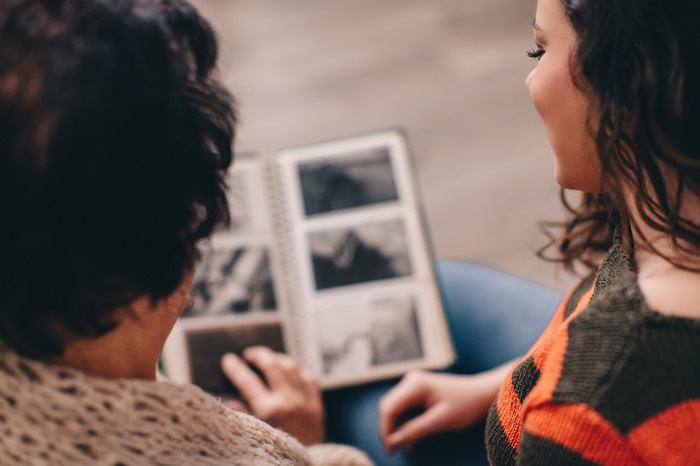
[551,272,700,425]
[490,235,700,465]
[518,277,700,465]
[518,307,700,465]
[135,382,316,465]
[0,350,314,465]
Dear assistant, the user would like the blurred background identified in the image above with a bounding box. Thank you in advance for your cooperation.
[190,0,579,292]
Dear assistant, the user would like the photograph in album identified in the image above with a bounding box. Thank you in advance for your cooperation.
[298,146,399,217]
[188,244,277,317]
[186,323,286,394]
[308,219,413,291]
[316,295,423,376]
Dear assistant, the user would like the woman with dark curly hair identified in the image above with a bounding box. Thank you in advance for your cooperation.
[0,0,371,464]
[376,0,700,464]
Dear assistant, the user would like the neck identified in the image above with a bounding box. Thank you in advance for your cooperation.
[55,295,177,381]
[58,327,158,381]
[627,203,700,319]
[622,183,700,273]
[630,215,700,276]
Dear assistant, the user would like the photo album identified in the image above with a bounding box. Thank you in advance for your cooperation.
[161,128,455,392]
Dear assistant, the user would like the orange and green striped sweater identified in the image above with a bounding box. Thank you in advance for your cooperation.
[485,236,700,465]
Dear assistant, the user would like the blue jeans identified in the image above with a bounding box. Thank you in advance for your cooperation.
[324,261,564,466]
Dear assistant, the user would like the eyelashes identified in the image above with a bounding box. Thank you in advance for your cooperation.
[527,48,544,60]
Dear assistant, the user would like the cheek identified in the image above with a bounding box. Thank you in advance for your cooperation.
[527,66,572,162]
[527,66,602,192]
[527,64,565,122]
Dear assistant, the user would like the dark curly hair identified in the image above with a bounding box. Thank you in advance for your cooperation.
[0,0,236,357]
[539,0,700,273]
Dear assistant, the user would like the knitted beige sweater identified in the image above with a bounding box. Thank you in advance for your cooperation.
[0,346,372,465]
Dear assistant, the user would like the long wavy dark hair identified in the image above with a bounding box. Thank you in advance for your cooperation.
[539,0,700,273]
[0,0,236,357]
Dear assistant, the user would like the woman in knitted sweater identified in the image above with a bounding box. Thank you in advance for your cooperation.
[0,0,370,464]
[379,0,700,464]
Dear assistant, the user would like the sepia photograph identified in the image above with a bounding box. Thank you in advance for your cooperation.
[298,146,399,217]
[186,323,286,394]
[316,295,423,376]
[188,244,277,316]
[308,218,413,290]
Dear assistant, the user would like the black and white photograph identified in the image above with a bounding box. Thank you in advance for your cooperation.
[226,170,251,231]
[213,169,251,233]
[317,296,423,376]
[188,244,277,316]
[298,146,399,217]
[308,218,412,290]
[186,323,285,394]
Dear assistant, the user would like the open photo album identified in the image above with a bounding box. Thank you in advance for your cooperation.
[162,129,455,391]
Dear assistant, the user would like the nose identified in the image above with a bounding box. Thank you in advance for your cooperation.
[525,69,534,90]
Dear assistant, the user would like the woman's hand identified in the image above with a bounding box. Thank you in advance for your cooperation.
[220,346,325,446]
[378,362,514,454]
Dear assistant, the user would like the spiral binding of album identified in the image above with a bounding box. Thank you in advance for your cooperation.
[263,155,316,374]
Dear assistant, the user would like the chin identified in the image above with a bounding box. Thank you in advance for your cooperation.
[554,165,574,189]
[554,162,602,193]
[555,174,598,192]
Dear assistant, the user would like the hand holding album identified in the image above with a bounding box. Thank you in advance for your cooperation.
[220,346,325,446]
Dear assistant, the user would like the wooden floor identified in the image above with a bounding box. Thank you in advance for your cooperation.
[191,0,579,291]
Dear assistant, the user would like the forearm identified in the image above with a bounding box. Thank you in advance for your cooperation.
[468,358,520,419]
